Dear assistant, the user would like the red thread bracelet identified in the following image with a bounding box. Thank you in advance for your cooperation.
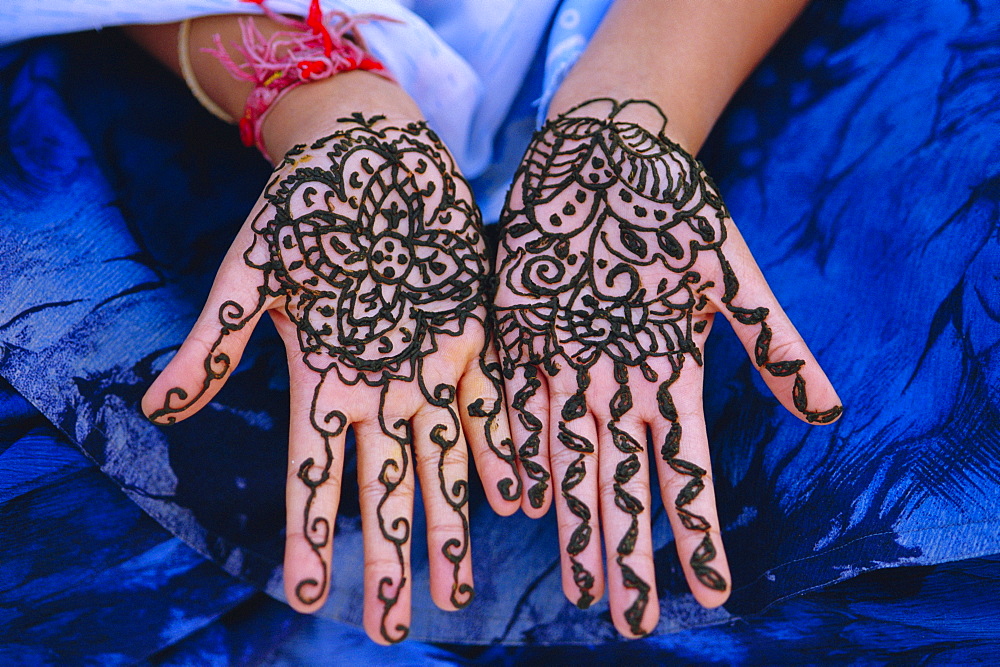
[204,0,396,161]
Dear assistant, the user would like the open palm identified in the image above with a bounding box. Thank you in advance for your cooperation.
[143,113,520,644]
[495,98,842,637]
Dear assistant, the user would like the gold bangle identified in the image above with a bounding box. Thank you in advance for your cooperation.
[178,18,236,124]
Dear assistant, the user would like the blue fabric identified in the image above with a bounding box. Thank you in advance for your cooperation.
[156,556,1000,664]
[536,0,615,124]
[0,378,259,665]
[1,0,999,653]
[698,0,1000,612]
[6,376,1000,662]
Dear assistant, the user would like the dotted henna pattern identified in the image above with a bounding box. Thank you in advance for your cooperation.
[149,114,518,643]
[496,99,841,634]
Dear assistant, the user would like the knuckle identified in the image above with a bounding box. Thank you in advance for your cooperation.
[761,335,802,364]
[364,555,411,577]
[547,383,580,404]
[550,445,591,470]
[424,516,467,541]
[416,445,470,477]
[358,474,412,505]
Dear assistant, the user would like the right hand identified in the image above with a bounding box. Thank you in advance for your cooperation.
[143,111,521,644]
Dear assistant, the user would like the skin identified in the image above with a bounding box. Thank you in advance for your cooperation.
[128,18,520,645]
[496,0,842,639]
[549,0,814,155]
[129,0,842,643]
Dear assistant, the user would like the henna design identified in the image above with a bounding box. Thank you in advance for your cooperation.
[296,381,346,604]
[558,368,596,608]
[510,364,550,508]
[421,373,474,609]
[151,300,264,424]
[496,99,842,621]
[468,322,522,503]
[150,114,518,641]
[607,363,650,635]
[376,388,411,643]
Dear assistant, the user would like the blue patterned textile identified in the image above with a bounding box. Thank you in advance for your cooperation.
[159,556,1000,665]
[0,380,259,664]
[2,0,999,653]
[5,379,1000,662]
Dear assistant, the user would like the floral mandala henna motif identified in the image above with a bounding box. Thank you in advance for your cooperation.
[496,99,841,633]
[149,114,518,643]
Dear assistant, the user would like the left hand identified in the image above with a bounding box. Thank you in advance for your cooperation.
[494,98,843,637]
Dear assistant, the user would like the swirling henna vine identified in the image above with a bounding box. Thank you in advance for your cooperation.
[149,299,265,424]
[376,387,411,643]
[296,391,347,604]
[496,99,841,619]
[717,249,843,424]
[509,364,550,508]
[607,363,650,635]
[150,114,516,641]
[657,373,725,591]
[421,374,474,609]
[468,321,522,503]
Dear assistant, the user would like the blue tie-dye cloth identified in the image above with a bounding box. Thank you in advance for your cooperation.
[2,0,999,654]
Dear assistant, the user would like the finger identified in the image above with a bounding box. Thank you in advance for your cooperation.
[712,229,843,425]
[547,372,604,610]
[458,341,521,515]
[594,364,659,638]
[412,388,475,612]
[282,367,348,613]
[356,412,415,645]
[503,364,552,516]
[142,222,271,424]
[649,358,731,610]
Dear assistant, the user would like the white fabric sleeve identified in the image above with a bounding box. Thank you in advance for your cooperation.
[0,0,479,173]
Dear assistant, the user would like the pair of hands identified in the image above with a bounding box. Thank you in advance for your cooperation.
[142,98,841,644]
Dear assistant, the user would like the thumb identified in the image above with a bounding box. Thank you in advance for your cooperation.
[713,234,843,425]
[143,228,272,424]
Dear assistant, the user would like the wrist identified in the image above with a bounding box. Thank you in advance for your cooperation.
[260,70,421,163]
[546,0,809,155]
[128,11,414,166]
[547,87,705,156]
